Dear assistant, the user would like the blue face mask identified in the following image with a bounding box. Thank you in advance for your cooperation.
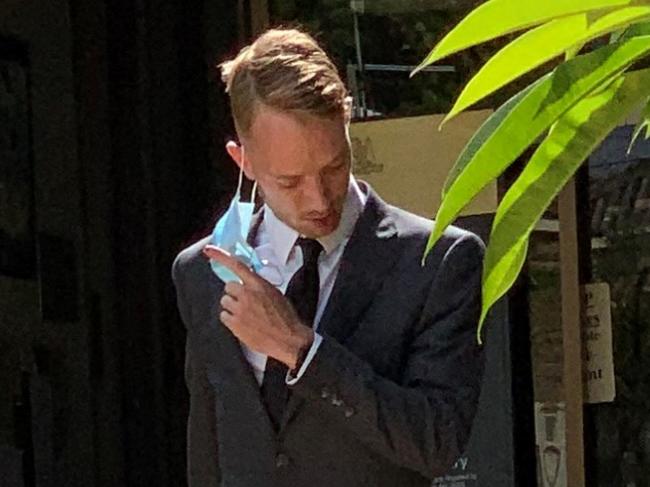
[209,152,264,284]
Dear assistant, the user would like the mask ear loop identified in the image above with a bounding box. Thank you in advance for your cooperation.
[238,145,258,203]
[235,155,245,200]
[250,180,257,204]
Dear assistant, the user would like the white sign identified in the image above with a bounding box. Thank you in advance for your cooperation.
[582,282,616,404]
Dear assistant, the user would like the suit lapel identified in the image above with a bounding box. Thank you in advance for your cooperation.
[198,210,275,435]
[281,188,402,429]
[202,269,269,401]
[317,190,400,343]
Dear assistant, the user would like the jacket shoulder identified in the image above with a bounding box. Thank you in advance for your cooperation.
[171,235,211,285]
[388,204,483,252]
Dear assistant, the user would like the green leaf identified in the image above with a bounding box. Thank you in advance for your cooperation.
[480,67,650,330]
[566,42,586,60]
[412,0,642,75]
[424,36,650,257]
[477,237,529,343]
[611,27,627,43]
[618,18,650,40]
[442,7,650,123]
[627,97,650,152]
[440,80,541,198]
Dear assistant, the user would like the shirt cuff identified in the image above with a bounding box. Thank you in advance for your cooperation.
[286,332,323,385]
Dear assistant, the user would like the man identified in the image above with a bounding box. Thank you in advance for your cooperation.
[172,28,485,487]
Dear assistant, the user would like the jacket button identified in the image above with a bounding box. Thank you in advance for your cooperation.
[321,388,330,399]
[344,406,355,418]
[331,396,344,407]
[275,453,290,468]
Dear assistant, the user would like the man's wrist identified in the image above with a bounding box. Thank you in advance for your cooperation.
[290,342,311,375]
[285,332,323,385]
[283,326,314,371]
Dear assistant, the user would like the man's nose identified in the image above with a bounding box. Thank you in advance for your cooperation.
[305,176,330,212]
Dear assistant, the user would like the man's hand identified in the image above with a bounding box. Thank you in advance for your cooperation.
[202,245,314,370]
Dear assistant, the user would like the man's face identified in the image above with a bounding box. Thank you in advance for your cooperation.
[234,105,352,238]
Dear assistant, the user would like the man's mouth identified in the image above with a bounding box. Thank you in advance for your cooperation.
[307,212,335,227]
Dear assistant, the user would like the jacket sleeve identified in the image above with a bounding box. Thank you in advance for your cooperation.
[289,233,485,479]
[171,256,193,386]
[171,255,221,487]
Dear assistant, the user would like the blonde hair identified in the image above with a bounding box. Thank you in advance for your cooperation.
[220,28,349,137]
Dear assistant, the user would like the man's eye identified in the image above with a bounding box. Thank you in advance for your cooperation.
[278,179,298,188]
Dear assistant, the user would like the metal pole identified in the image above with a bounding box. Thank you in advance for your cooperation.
[351,1,367,118]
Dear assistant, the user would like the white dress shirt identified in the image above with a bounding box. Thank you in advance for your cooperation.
[239,176,367,386]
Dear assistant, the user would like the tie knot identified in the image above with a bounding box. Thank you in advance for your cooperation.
[297,238,323,264]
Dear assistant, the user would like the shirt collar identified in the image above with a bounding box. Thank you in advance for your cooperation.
[264,175,367,265]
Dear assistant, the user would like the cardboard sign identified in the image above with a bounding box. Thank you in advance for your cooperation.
[350,110,497,218]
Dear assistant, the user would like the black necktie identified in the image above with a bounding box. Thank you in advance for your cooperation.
[261,238,323,430]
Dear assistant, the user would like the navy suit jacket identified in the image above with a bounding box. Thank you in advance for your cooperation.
[172,183,485,487]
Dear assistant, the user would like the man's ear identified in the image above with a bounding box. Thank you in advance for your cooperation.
[225,140,255,180]
[343,96,354,125]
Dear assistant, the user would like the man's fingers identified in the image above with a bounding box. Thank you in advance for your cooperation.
[224,281,244,298]
[220,294,238,313]
[220,309,234,326]
[202,245,256,285]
